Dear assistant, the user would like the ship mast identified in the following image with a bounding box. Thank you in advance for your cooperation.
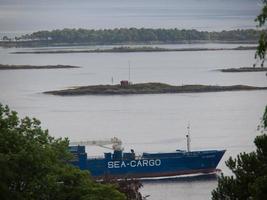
[186,124,191,152]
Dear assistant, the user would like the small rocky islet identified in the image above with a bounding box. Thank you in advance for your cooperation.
[12,46,256,54]
[0,64,80,70]
[44,82,267,96]
[220,67,267,72]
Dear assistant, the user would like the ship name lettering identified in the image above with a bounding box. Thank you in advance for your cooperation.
[114,161,120,168]
[149,160,154,166]
[142,159,148,166]
[108,161,113,168]
[155,159,161,166]
[137,160,143,167]
[107,159,161,168]
[120,161,126,168]
[130,160,136,167]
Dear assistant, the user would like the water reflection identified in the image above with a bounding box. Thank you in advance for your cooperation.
[142,173,219,200]
[141,173,218,183]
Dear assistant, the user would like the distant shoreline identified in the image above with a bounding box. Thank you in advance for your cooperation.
[0,40,258,49]
[12,46,257,54]
[0,64,80,70]
[44,82,267,96]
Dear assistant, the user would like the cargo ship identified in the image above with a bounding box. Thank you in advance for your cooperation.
[69,132,225,179]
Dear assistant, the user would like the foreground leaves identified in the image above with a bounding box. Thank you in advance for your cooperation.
[0,104,125,200]
[212,107,267,200]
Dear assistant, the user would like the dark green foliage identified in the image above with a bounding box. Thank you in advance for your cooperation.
[18,28,260,44]
[255,1,267,66]
[1,28,261,48]
[0,104,125,200]
[263,106,267,128]
[102,177,143,200]
[213,3,267,197]
[212,106,267,200]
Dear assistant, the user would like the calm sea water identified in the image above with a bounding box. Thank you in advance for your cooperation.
[0,44,266,199]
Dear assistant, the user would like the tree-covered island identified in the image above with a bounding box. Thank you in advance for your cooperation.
[0,28,262,47]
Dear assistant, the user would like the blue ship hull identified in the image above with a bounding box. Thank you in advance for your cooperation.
[69,146,225,179]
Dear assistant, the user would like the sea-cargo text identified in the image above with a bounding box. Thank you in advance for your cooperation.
[107,159,161,168]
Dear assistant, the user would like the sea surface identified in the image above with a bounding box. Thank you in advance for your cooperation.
[0,44,266,199]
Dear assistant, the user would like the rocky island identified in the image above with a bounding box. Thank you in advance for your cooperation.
[44,82,267,96]
[12,46,257,54]
[0,64,80,70]
[220,67,267,72]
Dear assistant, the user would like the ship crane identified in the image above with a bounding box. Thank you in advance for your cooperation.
[70,137,123,151]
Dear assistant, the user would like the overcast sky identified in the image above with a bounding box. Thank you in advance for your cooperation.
[0,0,262,33]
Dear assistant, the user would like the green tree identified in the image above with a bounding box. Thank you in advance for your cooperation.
[212,3,267,198]
[255,0,267,67]
[102,177,143,200]
[211,106,267,200]
[0,104,125,200]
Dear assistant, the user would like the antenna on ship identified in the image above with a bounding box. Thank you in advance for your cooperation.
[186,123,191,152]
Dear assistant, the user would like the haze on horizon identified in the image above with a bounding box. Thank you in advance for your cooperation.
[0,0,262,35]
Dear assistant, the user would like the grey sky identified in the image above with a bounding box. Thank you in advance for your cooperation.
[0,0,262,33]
